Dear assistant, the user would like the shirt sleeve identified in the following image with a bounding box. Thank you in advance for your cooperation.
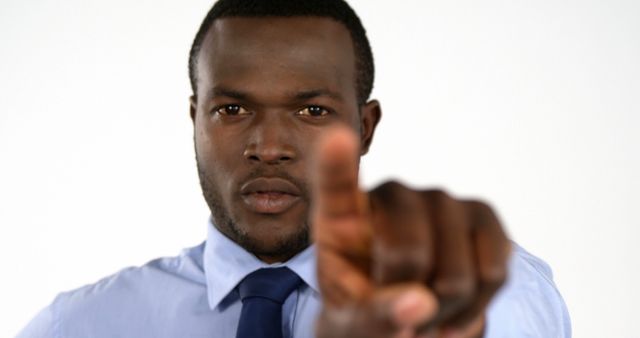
[485,243,572,338]
[15,299,57,338]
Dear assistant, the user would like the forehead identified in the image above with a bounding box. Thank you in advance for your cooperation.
[196,16,357,101]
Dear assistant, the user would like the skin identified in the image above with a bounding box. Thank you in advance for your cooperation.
[191,17,510,338]
[191,17,380,263]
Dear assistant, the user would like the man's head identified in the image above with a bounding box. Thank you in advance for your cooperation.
[189,0,381,263]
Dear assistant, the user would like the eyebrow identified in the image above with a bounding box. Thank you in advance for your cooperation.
[293,89,344,102]
[206,86,344,102]
[208,87,248,100]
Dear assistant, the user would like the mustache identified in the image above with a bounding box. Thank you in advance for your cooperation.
[238,167,310,201]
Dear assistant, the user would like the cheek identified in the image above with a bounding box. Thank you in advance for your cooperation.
[195,123,244,180]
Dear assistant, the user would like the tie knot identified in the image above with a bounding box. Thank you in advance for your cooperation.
[238,267,302,304]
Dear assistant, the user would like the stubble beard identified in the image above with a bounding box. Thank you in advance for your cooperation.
[196,156,311,262]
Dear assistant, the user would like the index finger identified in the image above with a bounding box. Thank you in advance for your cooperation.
[311,126,364,220]
[311,127,373,304]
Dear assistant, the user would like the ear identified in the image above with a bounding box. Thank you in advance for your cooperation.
[359,99,382,155]
[189,95,197,124]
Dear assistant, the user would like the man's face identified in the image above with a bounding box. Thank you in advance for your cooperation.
[191,17,380,262]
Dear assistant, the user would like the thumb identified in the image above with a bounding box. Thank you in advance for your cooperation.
[316,283,439,338]
[373,283,439,329]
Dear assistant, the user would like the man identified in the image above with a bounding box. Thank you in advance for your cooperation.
[18,0,571,337]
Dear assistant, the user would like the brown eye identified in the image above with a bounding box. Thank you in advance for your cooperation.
[216,105,249,116]
[298,106,329,117]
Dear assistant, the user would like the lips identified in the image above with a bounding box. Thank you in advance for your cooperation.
[240,177,302,214]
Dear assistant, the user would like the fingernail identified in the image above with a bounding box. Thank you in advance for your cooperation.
[392,290,436,327]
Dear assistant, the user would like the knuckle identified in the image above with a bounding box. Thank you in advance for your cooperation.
[465,199,495,217]
[371,180,409,198]
[425,188,449,200]
[464,199,503,231]
[370,181,425,216]
[481,265,508,291]
[421,188,453,209]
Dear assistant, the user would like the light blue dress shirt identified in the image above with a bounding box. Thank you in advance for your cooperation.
[18,220,571,337]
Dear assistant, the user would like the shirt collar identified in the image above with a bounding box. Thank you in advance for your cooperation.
[203,219,319,310]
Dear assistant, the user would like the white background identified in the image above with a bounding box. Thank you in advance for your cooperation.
[1,0,638,337]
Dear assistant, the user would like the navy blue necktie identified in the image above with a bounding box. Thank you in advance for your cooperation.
[235,267,302,338]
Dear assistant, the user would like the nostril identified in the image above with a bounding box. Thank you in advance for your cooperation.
[243,146,296,163]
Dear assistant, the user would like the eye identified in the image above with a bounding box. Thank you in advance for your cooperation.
[214,104,250,116]
[297,106,330,117]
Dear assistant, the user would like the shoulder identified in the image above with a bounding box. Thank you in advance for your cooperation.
[59,241,207,307]
[486,242,572,338]
[17,242,207,338]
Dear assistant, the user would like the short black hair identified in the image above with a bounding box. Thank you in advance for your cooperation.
[188,0,374,105]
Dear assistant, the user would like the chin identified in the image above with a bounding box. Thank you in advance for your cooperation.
[235,217,311,262]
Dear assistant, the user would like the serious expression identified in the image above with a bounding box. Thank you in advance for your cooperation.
[191,17,380,263]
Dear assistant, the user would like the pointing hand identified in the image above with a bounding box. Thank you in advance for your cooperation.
[312,127,510,338]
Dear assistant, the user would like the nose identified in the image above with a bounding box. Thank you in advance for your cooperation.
[243,122,297,165]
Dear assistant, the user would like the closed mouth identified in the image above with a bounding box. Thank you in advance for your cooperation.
[240,177,302,214]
